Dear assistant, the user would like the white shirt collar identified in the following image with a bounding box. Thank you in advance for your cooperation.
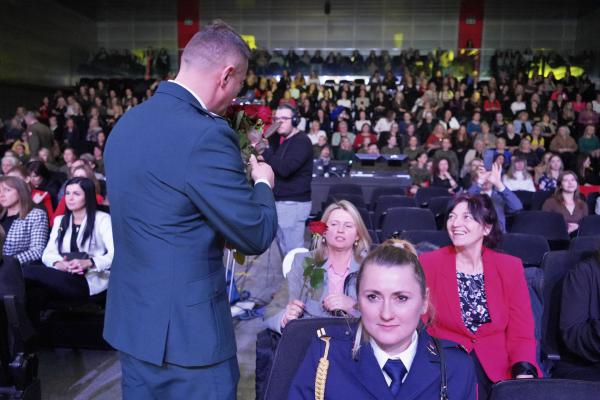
[168,79,208,110]
[370,331,419,385]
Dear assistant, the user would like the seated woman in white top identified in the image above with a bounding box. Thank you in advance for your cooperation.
[502,156,536,192]
[23,177,114,301]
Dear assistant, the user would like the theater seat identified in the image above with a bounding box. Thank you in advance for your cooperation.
[414,187,452,207]
[264,317,358,400]
[373,195,417,228]
[490,379,600,400]
[578,215,600,237]
[498,233,550,268]
[510,211,570,250]
[380,207,437,241]
[400,230,452,250]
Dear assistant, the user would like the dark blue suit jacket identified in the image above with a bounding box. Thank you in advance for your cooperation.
[289,324,477,400]
[103,81,277,367]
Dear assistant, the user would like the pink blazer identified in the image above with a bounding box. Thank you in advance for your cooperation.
[419,246,541,382]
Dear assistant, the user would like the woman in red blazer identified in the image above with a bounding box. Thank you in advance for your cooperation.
[419,193,541,399]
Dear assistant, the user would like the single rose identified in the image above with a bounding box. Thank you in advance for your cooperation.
[256,106,273,124]
[243,104,259,119]
[308,221,328,236]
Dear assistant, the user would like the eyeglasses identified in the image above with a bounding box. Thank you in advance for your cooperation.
[273,116,292,121]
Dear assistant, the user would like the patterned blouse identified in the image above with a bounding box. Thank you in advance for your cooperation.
[538,173,558,192]
[457,272,491,333]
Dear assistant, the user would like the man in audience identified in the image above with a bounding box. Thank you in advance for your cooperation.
[23,112,53,157]
[260,104,313,256]
[103,22,277,399]
[468,162,522,231]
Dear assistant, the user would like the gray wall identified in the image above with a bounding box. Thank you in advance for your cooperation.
[0,0,96,86]
[198,0,460,52]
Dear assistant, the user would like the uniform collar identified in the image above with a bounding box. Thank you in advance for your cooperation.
[370,331,419,382]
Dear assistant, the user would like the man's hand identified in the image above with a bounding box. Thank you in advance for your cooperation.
[249,154,274,188]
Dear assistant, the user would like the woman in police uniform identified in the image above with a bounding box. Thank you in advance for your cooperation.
[289,240,477,400]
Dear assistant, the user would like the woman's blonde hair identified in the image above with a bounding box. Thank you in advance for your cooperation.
[506,156,532,181]
[0,176,33,219]
[351,239,434,359]
[314,200,371,262]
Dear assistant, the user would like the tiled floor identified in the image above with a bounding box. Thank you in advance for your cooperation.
[38,242,285,400]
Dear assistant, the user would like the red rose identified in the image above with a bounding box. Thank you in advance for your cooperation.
[256,106,273,124]
[309,221,328,236]
[243,104,259,119]
[225,104,242,119]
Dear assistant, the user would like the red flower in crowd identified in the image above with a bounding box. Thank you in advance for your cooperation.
[243,104,259,119]
[256,106,273,124]
[308,221,328,236]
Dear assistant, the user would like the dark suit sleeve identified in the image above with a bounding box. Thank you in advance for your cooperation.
[288,336,321,400]
[184,121,277,255]
[560,259,600,363]
[262,135,313,178]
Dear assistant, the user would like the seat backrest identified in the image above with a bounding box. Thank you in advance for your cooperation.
[282,248,309,278]
[513,190,534,210]
[510,211,570,242]
[369,187,406,209]
[427,196,452,217]
[586,191,599,215]
[400,230,452,250]
[497,233,550,267]
[381,207,437,240]
[540,251,573,362]
[374,195,417,228]
[415,187,452,207]
[264,317,357,400]
[325,193,366,209]
[490,379,600,400]
[531,190,553,210]
[570,236,600,253]
[356,206,373,230]
[578,215,600,237]
[328,184,363,197]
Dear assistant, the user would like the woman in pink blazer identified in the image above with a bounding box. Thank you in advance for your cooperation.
[419,193,541,399]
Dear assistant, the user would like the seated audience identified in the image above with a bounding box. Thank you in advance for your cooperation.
[353,124,377,151]
[420,193,540,400]
[542,171,588,235]
[578,125,600,158]
[6,166,54,225]
[289,240,477,400]
[513,138,539,170]
[54,165,105,217]
[430,157,458,194]
[336,137,354,161]
[575,154,599,185]
[0,176,49,265]
[502,156,536,192]
[468,163,523,231]
[263,200,371,334]
[538,154,564,192]
[26,160,60,208]
[307,120,327,146]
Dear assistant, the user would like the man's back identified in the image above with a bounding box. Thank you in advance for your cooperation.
[103,82,277,367]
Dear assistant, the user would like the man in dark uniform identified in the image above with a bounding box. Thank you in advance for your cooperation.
[103,22,277,399]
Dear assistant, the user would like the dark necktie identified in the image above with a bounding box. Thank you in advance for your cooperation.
[383,359,407,397]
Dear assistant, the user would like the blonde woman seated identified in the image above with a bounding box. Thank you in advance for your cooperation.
[23,177,113,302]
[289,240,476,400]
[264,200,371,334]
[502,156,536,192]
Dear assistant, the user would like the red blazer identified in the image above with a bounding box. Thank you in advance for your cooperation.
[419,246,541,382]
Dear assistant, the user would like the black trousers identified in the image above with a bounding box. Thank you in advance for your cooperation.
[470,351,494,400]
[21,265,90,329]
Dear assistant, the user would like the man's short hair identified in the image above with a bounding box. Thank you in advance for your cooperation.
[181,20,250,69]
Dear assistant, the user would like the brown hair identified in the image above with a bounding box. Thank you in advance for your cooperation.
[0,176,33,219]
[553,171,586,208]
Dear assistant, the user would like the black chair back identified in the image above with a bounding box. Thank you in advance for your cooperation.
[513,190,534,210]
[498,233,550,267]
[585,191,599,215]
[490,379,600,400]
[400,230,452,250]
[531,190,553,210]
[570,236,600,253]
[327,184,363,197]
[540,251,574,363]
[414,187,452,207]
[369,187,406,209]
[325,193,366,210]
[578,215,600,237]
[373,195,417,228]
[510,211,570,250]
[380,207,437,241]
[264,318,357,400]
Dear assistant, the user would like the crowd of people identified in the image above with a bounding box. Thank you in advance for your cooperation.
[1,41,600,398]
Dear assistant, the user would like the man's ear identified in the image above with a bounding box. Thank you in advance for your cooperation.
[219,65,235,88]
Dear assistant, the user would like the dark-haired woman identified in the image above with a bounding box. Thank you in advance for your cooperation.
[542,171,588,235]
[289,240,477,399]
[23,177,113,303]
[26,160,60,209]
[419,193,541,400]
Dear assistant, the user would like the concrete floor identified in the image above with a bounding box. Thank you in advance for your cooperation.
[38,242,285,400]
